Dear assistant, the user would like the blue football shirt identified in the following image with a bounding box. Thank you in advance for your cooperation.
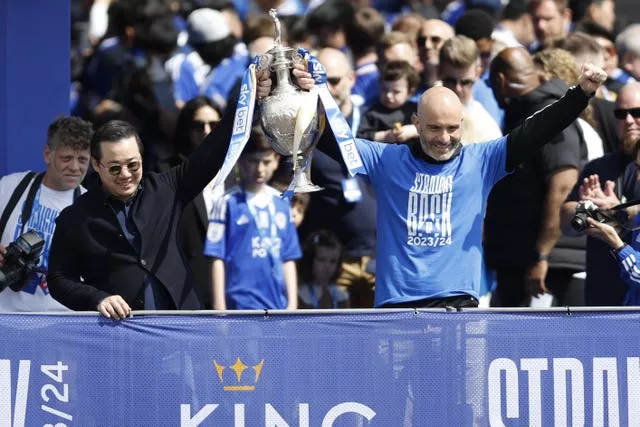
[354,137,509,306]
[204,186,301,309]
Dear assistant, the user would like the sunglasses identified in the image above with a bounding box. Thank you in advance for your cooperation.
[417,35,443,47]
[100,160,142,176]
[614,108,640,120]
[190,120,219,131]
[326,76,343,86]
[442,77,475,88]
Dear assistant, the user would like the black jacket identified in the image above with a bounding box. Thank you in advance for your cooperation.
[484,79,588,267]
[178,193,212,308]
[47,103,234,311]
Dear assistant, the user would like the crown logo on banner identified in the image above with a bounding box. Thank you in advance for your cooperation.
[213,357,265,391]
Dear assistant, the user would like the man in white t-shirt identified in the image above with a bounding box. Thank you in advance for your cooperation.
[0,116,93,311]
[438,35,503,144]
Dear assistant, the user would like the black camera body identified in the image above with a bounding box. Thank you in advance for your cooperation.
[0,230,45,292]
[571,200,609,232]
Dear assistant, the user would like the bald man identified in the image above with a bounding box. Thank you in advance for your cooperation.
[561,82,640,306]
[418,19,454,89]
[292,56,607,308]
[316,48,358,127]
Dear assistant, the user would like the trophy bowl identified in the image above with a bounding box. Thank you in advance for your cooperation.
[258,47,320,157]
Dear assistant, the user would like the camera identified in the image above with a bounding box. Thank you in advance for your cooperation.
[0,231,45,292]
[571,200,610,232]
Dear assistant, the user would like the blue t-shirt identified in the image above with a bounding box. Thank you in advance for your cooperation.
[352,62,380,110]
[354,137,509,306]
[472,71,505,130]
[204,186,301,309]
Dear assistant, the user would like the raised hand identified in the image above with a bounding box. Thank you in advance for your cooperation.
[292,62,316,91]
[256,68,272,100]
[578,174,620,209]
[578,63,607,96]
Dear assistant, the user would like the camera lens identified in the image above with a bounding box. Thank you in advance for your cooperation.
[571,212,589,232]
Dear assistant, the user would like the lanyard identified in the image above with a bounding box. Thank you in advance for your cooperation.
[308,284,338,309]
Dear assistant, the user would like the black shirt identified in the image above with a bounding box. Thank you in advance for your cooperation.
[357,101,419,145]
[484,79,588,267]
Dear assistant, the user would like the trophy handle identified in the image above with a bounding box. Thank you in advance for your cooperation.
[291,50,303,66]
[256,54,272,72]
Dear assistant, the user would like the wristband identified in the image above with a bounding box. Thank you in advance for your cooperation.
[533,250,548,262]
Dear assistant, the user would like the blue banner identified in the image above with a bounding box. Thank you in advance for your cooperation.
[1,311,640,426]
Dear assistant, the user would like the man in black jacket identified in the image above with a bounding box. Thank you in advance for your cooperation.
[47,72,271,319]
[484,47,588,306]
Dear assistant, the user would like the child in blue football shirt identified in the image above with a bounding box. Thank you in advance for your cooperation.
[204,128,301,310]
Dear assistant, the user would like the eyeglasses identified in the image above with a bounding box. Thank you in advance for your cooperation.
[99,160,142,176]
[190,120,219,132]
[326,76,343,86]
[441,77,475,88]
[614,108,640,120]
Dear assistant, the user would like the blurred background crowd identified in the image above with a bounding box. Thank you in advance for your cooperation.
[65,0,640,309]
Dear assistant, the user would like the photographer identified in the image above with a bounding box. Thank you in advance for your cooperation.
[584,209,640,305]
[0,116,93,311]
[561,82,640,305]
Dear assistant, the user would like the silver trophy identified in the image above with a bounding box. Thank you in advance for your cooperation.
[257,9,323,193]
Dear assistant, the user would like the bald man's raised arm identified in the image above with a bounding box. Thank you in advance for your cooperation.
[505,86,591,172]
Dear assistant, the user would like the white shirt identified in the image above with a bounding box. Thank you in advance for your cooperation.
[577,118,605,161]
[463,99,503,144]
[0,172,85,312]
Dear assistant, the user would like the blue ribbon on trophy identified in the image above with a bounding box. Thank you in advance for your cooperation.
[301,48,365,178]
[211,57,258,192]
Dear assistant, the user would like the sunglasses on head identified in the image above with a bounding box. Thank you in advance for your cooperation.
[442,77,475,88]
[190,120,219,131]
[614,108,640,120]
[100,160,141,176]
[326,76,343,86]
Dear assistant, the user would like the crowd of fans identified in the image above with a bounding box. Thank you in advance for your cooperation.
[1,0,638,314]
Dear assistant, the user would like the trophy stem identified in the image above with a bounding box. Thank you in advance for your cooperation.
[293,154,323,193]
